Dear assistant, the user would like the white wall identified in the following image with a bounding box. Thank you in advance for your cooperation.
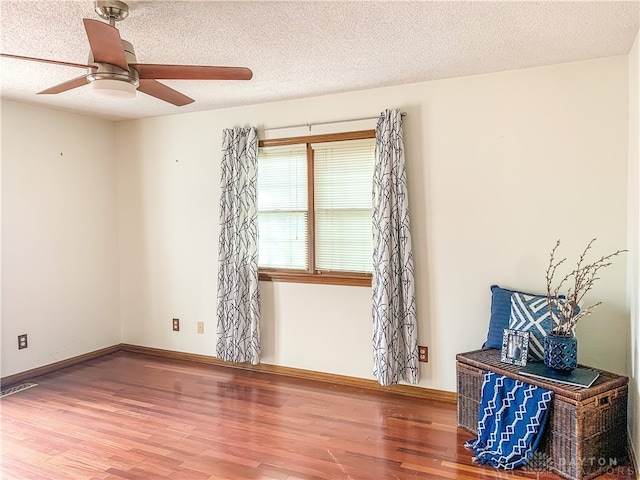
[117,56,629,392]
[628,30,640,466]
[1,100,121,377]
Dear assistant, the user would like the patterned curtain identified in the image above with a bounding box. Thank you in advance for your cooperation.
[372,109,418,386]
[216,127,260,365]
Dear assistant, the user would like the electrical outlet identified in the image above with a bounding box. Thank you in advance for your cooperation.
[197,322,204,334]
[418,346,428,362]
[18,334,28,350]
[172,318,180,331]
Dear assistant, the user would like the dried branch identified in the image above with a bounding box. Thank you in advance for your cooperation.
[545,239,626,335]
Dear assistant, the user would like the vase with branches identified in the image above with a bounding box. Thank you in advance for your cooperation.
[543,238,626,372]
[545,238,627,336]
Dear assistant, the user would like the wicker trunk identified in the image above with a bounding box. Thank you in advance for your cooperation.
[457,349,628,480]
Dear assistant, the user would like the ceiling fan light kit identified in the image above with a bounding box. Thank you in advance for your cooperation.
[90,78,136,98]
[1,0,252,106]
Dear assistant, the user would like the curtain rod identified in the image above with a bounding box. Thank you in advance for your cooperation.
[263,112,406,132]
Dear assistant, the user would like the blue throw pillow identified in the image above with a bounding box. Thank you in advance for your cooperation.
[484,285,536,349]
[509,292,564,360]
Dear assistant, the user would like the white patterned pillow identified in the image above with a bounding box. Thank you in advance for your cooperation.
[508,292,559,360]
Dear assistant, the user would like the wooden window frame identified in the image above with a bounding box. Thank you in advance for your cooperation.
[258,130,375,287]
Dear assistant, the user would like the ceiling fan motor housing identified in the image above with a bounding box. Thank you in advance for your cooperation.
[86,39,139,87]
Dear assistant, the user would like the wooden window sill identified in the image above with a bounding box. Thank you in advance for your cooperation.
[259,271,371,287]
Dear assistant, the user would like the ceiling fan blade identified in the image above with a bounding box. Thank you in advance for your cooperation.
[138,79,194,106]
[1,53,96,70]
[37,75,90,94]
[83,18,128,70]
[131,64,253,81]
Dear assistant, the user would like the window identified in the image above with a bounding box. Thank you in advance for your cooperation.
[257,130,375,286]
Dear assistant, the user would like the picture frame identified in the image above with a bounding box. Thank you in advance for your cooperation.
[501,329,529,366]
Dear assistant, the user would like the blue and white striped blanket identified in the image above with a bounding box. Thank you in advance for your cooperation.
[465,371,553,469]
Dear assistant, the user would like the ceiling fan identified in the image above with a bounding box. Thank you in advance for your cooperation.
[0,0,253,106]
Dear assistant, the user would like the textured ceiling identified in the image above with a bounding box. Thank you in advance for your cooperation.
[1,1,638,122]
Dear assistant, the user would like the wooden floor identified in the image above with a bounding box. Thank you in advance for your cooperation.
[0,352,635,480]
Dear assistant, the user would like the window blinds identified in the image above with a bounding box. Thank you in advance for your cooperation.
[257,137,375,274]
[257,144,308,270]
[312,138,374,273]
